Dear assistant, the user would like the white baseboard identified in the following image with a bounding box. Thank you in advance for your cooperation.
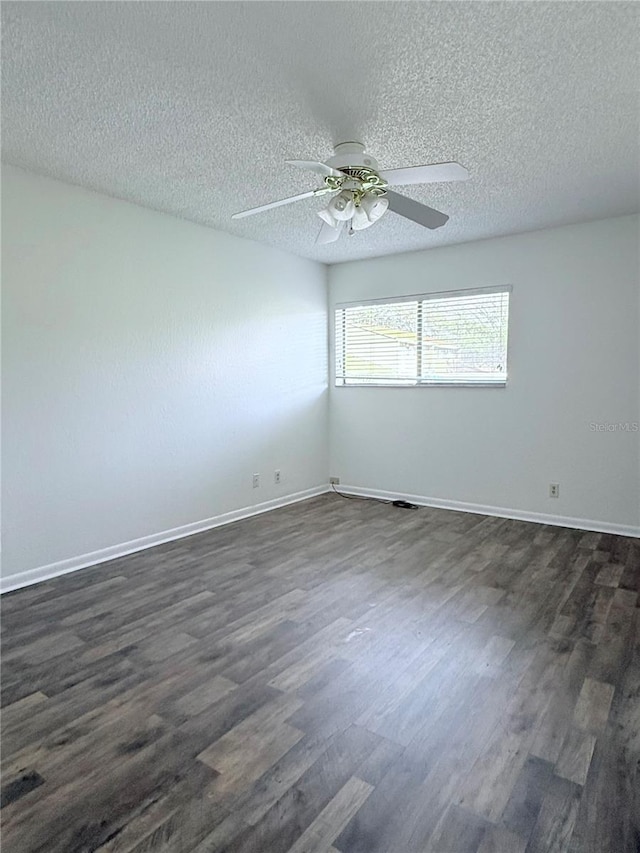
[0,485,330,594]
[336,485,640,539]
[3,483,637,594]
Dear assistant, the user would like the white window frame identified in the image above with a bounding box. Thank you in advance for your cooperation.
[334,285,512,388]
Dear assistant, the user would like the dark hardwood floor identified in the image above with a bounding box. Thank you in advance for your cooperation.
[1,494,638,853]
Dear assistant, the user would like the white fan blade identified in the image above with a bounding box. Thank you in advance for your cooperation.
[286,159,343,178]
[379,162,469,186]
[232,190,320,219]
[316,220,344,244]
[386,190,449,230]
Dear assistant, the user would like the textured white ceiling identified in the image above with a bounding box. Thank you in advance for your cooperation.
[2,2,639,264]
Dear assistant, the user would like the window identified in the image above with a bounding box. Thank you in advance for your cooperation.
[335,286,510,387]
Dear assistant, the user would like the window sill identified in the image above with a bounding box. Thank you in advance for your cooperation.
[334,382,507,388]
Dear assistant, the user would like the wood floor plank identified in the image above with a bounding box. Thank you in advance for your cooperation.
[175,675,238,717]
[1,727,219,853]
[594,562,626,588]
[207,722,304,798]
[568,608,640,853]
[1,494,637,853]
[476,825,528,853]
[215,724,381,853]
[2,629,85,665]
[529,639,594,764]
[0,691,49,730]
[285,775,373,853]
[457,641,570,823]
[265,617,353,693]
[197,691,303,766]
[423,803,490,853]
[1,657,148,758]
[573,677,615,733]
[457,729,529,823]
[329,742,428,853]
[470,634,516,677]
[524,775,582,853]
[555,728,597,786]
[230,731,346,827]
[501,754,555,841]
[0,770,45,808]
[335,672,505,853]
[94,764,227,853]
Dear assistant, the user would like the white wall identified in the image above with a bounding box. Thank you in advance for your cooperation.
[2,165,328,583]
[329,216,640,532]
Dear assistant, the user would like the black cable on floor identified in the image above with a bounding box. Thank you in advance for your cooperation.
[330,485,419,509]
[330,484,393,504]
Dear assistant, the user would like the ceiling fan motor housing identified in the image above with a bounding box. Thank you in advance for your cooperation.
[326,142,381,173]
[324,143,388,196]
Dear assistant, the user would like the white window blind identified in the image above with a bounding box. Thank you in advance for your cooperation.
[335,286,510,386]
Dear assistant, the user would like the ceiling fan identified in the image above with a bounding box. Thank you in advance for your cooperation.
[232,142,469,244]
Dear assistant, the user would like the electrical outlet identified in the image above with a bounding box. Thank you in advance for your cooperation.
[274,470,281,484]
[253,473,260,489]
[329,476,340,485]
[549,483,560,498]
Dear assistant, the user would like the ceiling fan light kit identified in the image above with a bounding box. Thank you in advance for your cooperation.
[232,141,469,243]
[322,189,357,222]
[350,194,389,231]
